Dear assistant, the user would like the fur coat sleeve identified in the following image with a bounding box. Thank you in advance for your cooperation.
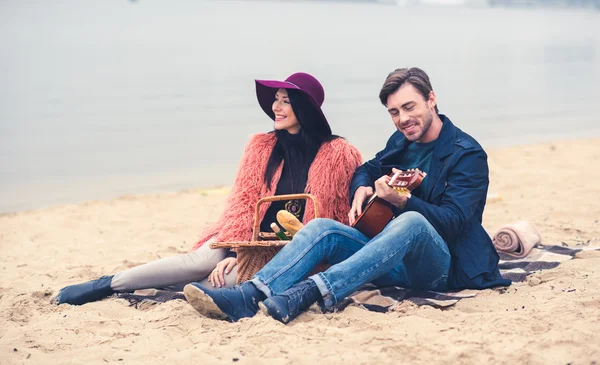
[192,133,276,249]
[303,138,363,226]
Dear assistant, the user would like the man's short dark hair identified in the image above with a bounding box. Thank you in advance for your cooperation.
[379,67,439,113]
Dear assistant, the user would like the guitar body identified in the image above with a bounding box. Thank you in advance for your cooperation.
[351,168,426,239]
[352,197,395,239]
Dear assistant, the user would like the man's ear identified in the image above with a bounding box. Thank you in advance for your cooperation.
[428,91,437,111]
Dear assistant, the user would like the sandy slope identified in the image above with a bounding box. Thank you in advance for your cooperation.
[1,139,599,365]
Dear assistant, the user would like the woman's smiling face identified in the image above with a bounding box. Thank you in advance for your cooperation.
[272,88,301,134]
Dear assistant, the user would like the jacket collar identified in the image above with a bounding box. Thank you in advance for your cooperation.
[432,114,456,159]
[425,114,457,200]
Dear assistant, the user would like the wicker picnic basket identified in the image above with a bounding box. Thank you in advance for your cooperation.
[210,193,320,284]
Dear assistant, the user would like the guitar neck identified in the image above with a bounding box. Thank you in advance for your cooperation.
[386,170,426,195]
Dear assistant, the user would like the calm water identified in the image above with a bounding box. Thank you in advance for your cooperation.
[1,0,599,213]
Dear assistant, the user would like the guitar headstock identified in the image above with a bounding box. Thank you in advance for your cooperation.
[387,168,427,195]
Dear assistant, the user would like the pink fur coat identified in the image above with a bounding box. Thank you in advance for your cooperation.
[193,133,362,249]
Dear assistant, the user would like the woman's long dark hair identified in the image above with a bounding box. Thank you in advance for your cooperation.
[264,89,339,188]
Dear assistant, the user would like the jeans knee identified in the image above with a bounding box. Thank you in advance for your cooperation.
[293,218,340,248]
[398,211,427,225]
[303,218,338,232]
[387,211,431,233]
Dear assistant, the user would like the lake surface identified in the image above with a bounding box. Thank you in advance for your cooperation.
[1,0,599,213]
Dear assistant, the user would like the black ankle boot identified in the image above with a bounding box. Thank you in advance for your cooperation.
[52,275,115,305]
[184,281,267,322]
[259,279,322,324]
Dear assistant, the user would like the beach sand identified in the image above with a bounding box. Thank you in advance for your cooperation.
[1,138,599,365]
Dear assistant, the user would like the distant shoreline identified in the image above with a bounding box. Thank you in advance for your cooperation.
[3,136,598,215]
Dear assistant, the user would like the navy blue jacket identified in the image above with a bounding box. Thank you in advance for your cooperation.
[350,115,510,290]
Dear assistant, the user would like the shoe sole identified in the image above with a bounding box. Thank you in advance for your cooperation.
[258,301,290,324]
[258,301,271,318]
[50,290,62,305]
[183,284,228,320]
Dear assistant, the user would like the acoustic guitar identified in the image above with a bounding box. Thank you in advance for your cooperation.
[351,169,426,238]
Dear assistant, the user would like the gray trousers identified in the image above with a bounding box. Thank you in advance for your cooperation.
[110,239,237,292]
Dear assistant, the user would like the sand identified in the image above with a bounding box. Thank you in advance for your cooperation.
[1,138,599,365]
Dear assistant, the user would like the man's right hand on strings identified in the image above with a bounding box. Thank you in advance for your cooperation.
[348,185,374,225]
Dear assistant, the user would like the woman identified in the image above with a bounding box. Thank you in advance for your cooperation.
[53,72,362,306]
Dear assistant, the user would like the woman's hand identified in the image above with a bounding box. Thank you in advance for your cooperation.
[208,257,238,287]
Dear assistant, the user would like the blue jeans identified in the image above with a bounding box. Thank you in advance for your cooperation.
[250,211,451,309]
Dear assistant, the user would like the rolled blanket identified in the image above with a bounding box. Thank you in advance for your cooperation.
[492,221,542,258]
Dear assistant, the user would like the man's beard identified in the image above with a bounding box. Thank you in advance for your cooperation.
[406,108,434,142]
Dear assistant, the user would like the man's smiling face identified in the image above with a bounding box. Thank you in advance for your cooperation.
[386,83,437,143]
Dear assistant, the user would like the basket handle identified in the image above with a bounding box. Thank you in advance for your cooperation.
[252,193,319,241]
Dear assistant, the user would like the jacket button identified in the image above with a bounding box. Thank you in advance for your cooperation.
[444,181,448,186]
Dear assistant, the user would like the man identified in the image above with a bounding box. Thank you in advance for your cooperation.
[183,67,510,323]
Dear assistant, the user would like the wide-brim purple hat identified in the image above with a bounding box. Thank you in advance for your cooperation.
[255,72,332,136]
